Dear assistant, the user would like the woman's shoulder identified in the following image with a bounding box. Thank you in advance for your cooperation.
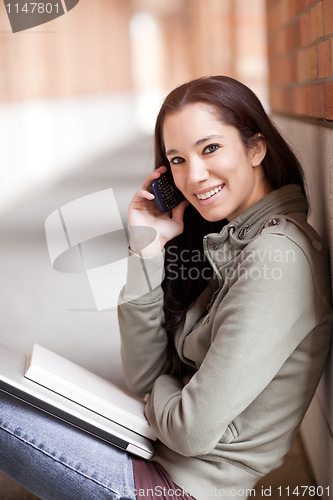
[244,213,330,291]
[257,212,324,258]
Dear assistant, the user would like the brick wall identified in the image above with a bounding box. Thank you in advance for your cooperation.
[267,3,333,494]
[267,0,333,121]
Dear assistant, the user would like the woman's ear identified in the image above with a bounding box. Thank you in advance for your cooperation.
[250,134,267,167]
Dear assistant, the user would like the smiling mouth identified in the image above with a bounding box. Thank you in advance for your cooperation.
[195,184,225,200]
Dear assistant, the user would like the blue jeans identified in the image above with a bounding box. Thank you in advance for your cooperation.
[0,391,136,499]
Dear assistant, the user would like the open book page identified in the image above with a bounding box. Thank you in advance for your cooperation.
[25,344,156,440]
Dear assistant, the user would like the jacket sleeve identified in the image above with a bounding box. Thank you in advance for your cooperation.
[118,249,170,395]
[144,233,322,457]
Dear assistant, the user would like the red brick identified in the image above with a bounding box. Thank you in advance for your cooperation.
[297,45,317,81]
[310,2,324,41]
[270,58,291,84]
[268,30,286,58]
[325,82,333,119]
[292,86,304,115]
[280,58,290,83]
[323,0,333,35]
[288,0,306,18]
[267,35,275,58]
[309,45,318,79]
[290,53,298,81]
[266,0,276,10]
[267,1,284,34]
[297,51,306,81]
[269,86,291,113]
[293,85,312,115]
[311,83,325,117]
[300,11,311,46]
[278,55,297,83]
[269,87,283,113]
[282,88,291,113]
[267,8,277,36]
[280,0,289,25]
[269,60,281,84]
[286,20,301,52]
[276,28,287,56]
[268,62,276,84]
[304,85,313,115]
[317,39,332,78]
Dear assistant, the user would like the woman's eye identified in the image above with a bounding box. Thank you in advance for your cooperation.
[203,144,220,154]
[170,156,185,165]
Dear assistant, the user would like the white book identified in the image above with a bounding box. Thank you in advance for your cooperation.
[24,344,156,441]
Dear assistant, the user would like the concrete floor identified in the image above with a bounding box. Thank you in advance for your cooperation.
[0,135,320,499]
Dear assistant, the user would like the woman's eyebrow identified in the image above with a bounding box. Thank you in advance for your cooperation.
[165,148,179,157]
[166,134,224,157]
[195,134,224,146]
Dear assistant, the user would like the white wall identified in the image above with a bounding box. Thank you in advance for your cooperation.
[273,115,333,496]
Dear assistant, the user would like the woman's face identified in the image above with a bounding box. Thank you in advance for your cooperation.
[163,102,271,222]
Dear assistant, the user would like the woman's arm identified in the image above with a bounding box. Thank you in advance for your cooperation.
[118,250,170,395]
[118,167,188,395]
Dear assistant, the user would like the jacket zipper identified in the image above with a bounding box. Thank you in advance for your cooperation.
[203,236,224,314]
[203,236,223,287]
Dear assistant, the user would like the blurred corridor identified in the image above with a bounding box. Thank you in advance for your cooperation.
[0,0,268,212]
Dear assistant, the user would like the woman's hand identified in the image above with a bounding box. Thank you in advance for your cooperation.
[128,166,189,257]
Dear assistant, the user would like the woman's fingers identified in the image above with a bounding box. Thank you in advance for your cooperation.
[129,188,156,210]
[130,166,169,207]
[141,165,167,191]
[136,189,155,202]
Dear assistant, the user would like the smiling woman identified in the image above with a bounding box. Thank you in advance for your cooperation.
[0,76,332,500]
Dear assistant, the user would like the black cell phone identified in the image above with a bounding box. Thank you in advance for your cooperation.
[151,170,185,212]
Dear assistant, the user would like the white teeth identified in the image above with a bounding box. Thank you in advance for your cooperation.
[196,184,224,200]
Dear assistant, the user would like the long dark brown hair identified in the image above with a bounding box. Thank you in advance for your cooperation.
[154,76,306,376]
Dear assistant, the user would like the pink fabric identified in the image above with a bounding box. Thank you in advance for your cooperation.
[132,457,194,499]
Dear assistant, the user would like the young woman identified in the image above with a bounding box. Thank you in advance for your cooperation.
[119,76,332,499]
[0,76,332,500]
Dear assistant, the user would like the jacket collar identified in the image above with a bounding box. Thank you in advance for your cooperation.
[208,184,307,243]
[203,185,308,278]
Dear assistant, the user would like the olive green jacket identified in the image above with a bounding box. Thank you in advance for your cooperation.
[118,185,333,500]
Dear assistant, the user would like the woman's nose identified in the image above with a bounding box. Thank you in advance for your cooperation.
[187,158,209,185]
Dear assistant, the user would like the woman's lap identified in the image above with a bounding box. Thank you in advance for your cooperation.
[0,390,136,500]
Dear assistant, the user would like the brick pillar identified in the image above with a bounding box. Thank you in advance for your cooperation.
[267,2,333,496]
[267,0,333,120]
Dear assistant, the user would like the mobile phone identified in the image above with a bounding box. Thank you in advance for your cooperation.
[150,170,185,212]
